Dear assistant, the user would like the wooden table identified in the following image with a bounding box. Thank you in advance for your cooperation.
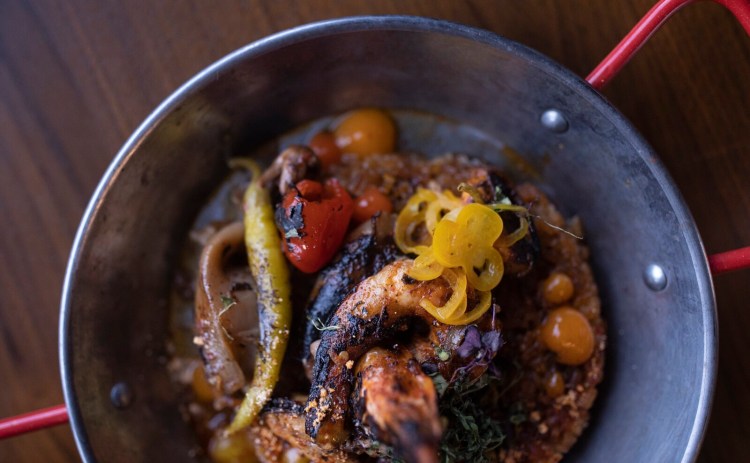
[1,1,748,461]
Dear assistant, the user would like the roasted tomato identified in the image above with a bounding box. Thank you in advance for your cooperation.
[309,130,342,168]
[352,186,393,223]
[276,179,354,273]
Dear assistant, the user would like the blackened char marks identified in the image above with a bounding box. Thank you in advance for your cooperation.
[305,308,415,443]
[302,221,399,362]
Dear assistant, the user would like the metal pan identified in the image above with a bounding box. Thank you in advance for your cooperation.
[54,0,750,461]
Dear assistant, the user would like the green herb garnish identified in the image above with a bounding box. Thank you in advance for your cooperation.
[432,374,505,463]
[430,372,450,397]
[508,402,527,425]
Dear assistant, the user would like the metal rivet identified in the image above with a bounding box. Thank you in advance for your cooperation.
[110,382,133,409]
[644,264,668,291]
[540,109,569,133]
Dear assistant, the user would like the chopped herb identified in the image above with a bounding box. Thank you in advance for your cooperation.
[429,372,450,397]
[311,317,340,332]
[219,294,237,316]
[359,437,405,462]
[508,402,527,425]
[436,373,506,463]
[454,372,493,396]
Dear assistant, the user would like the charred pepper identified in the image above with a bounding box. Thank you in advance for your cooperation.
[276,178,354,273]
[227,159,292,433]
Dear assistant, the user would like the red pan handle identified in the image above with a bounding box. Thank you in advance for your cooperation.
[587,0,750,88]
[0,405,68,439]
[708,246,750,274]
[586,0,750,274]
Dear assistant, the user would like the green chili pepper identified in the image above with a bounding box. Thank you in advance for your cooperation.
[227,159,292,433]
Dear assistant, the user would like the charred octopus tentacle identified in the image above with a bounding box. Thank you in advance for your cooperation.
[302,212,399,370]
[353,348,442,463]
[304,260,502,453]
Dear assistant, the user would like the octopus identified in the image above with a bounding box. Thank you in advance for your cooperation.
[301,212,400,375]
[353,348,442,463]
[304,259,500,454]
[172,144,605,463]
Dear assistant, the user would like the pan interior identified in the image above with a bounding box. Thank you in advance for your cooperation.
[61,17,715,463]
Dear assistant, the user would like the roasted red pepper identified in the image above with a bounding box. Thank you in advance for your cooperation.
[276,178,354,273]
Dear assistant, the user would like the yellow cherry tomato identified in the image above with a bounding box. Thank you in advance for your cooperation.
[542,271,575,305]
[334,108,396,155]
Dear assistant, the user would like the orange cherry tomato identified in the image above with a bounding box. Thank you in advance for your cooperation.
[309,130,341,168]
[353,186,393,223]
[542,271,575,305]
[334,108,396,155]
[540,307,595,366]
[545,370,565,398]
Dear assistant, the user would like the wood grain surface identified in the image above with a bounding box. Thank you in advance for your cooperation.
[1,1,748,461]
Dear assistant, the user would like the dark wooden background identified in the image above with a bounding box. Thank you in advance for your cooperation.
[1,1,748,461]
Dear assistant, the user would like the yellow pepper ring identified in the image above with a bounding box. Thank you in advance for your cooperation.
[432,203,505,292]
[419,267,469,324]
[465,246,504,292]
[394,188,437,254]
[394,211,423,253]
[408,248,444,281]
[490,202,530,248]
[438,291,467,321]
[394,187,528,326]
[448,290,492,325]
[424,191,463,234]
[497,215,529,248]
